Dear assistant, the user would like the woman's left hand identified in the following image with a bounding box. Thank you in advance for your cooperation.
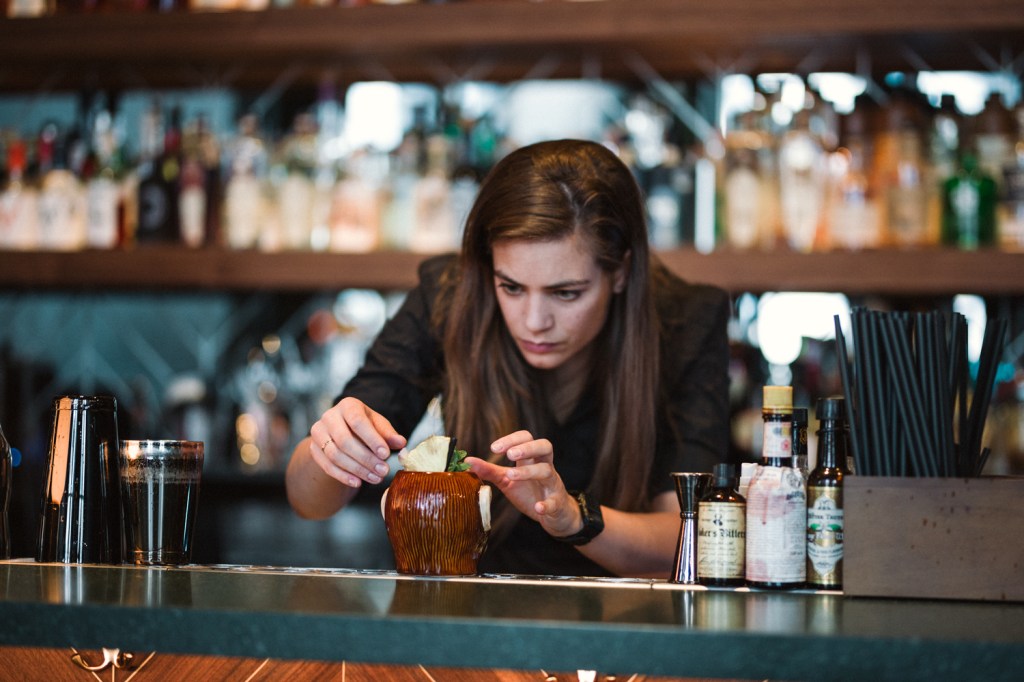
[466,430,582,539]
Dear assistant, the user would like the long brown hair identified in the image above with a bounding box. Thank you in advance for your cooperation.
[435,139,659,522]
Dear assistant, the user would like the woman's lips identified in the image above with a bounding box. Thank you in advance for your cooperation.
[520,339,558,354]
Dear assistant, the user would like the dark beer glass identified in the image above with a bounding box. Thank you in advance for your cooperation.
[119,440,203,566]
[37,395,122,564]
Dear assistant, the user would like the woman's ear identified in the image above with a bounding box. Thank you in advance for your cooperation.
[613,250,631,293]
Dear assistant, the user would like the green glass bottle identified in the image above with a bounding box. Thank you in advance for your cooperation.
[942,153,997,250]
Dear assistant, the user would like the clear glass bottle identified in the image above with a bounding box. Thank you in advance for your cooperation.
[0,136,40,250]
[807,396,848,590]
[778,109,827,253]
[721,110,775,250]
[745,385,806,589]
[829,103,881,251]
[37,122,87,251]
[999,100,1024,251]
[698,462,746,587]
[223,113,268,250]
[85,108,121,250]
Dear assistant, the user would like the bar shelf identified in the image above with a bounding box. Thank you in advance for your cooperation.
[1,246,1020,295]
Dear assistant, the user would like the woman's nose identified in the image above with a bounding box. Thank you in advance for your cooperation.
[524,295,554,333]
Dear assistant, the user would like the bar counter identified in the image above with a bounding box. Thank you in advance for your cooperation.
[1,561,1023,681]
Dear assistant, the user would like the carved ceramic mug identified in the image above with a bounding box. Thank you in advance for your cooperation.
[382,470,491,576]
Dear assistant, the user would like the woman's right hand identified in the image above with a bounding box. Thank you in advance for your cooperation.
[308,397,407,488]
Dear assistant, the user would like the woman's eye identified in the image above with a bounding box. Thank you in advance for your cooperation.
[554,289,582,301]
[498,282,522,295]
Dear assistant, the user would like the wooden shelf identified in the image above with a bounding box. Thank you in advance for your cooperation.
[2,246,1021,296]
[1,0,1022,90]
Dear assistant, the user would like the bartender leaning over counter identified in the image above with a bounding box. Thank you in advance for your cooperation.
[285,139,731,578]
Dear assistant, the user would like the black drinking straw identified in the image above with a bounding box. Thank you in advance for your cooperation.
[834,315,865,475]
[965,319,1007,476]
[871,311,896,475]
[932,313,956,476]
[879,314,935,477]
[949,314,969,475]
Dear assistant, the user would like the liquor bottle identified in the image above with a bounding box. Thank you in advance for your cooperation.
[223,114,268,250]
[721,110,775,250]
[829,100,881,250]
[1001,102,1024,250]
[7,0,54,17]
[37,123,87,251]
[942,153,997,250]
[409,134,455,253]
[927,94,963,244]
[85,107,121,250]
[806,395,848,590]
[697,462,746,587]
[930,94,962,190]
[745,385,806,589]
[870,87,927,247]
[778,109,826,253]
[136,100,180,244]
[973,94,1015,198]
[178,115,209,249]
[329,151,383,253]
[885,125,930,247]
[792,407,808,477]
[0,136,40,250]
[276,113,318,250]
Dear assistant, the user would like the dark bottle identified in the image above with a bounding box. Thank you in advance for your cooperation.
[806,395,848,590]
[697,463,746,587]
[136,101,180,244]
[792,407,808,477]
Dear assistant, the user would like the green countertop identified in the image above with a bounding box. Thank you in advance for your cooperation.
[1,561,1022,681]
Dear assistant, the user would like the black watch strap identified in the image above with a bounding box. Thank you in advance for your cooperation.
[553,490,605,546]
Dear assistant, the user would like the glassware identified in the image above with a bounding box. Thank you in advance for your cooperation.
[37,395,122,564]
[119,439,204,566]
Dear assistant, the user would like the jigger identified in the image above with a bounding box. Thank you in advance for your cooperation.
[670,472,712,584]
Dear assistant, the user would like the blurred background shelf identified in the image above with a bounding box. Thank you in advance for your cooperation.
[1,0,1023,91]
[1,246,1021,295]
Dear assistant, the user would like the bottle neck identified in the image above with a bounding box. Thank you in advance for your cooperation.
[761,410,793,467]
[815,421,846,469]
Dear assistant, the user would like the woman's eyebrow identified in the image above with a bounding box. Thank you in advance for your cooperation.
[494,270,590,289]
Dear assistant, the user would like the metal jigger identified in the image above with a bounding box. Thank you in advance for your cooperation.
[670,472,712,584]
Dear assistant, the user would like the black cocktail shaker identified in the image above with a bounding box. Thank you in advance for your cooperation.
[0,419,11,559]
[36,395,123,564]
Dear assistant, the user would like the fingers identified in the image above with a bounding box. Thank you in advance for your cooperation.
[341,397,400,459]
[489,430,535,455]
[465,457,506,487]
[491,431,553,465]
[310,397,399,487]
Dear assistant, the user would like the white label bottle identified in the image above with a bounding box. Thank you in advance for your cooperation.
[745,385,806,589]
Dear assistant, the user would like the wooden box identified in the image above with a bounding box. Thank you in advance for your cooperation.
[844,476,1024,602]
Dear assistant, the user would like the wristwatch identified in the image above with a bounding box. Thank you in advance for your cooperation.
[554,490,605,546]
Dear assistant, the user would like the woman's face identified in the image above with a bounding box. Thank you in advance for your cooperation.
[492,234,627,373]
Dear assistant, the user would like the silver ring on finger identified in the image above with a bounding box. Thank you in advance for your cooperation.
[322,437,334,451]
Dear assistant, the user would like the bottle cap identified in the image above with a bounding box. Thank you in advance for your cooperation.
[712,462,738,489]
[793,408,808,427]
[816,395,846,421]
[762,385,793,410]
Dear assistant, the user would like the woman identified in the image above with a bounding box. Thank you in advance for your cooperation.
[286,139,730,577]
